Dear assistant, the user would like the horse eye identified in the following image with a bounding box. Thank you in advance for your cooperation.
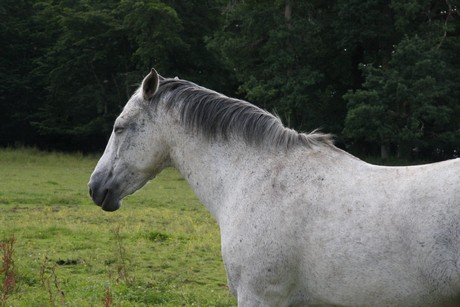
[114,126,124,134]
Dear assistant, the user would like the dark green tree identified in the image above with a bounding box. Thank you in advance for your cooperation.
[2,0,459,159]
[27,0,230,150]
[31,0,190,150]
[343,0,460,159]
[119,0,186,75]
[30,1,122,149]
[0,0,44,146]
[162,0,235,92]
[209,0,349,134]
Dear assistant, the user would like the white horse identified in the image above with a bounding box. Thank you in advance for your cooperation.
[89,68,460,306]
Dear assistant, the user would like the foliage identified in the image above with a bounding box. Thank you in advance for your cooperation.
[208,1,348,132]
[1,0,459,160]
[0,0,43,147]
[0,236,16,305]
[31,0,128,151]
[343,4,460,158]
[1,0,231,151]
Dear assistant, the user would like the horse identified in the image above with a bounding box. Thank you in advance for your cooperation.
[89,68,460,306]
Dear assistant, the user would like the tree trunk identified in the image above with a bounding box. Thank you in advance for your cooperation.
[381,143,389,160]
[285,0,292,22]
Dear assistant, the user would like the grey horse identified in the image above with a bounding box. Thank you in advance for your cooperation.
[89,68,460,306]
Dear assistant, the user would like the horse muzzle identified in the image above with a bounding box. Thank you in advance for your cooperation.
[88,176,121,212]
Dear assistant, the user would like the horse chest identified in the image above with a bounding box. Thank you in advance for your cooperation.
[221,231,305,304]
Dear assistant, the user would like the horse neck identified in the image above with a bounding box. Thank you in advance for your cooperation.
[166,126,266,222]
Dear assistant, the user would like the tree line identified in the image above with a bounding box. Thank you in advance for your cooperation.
[1,0,459,160]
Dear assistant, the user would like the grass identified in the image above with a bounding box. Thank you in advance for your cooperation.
[0,148,236,306]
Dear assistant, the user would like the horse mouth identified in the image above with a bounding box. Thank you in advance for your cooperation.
[89,185,121,212]
[101,190,121,212]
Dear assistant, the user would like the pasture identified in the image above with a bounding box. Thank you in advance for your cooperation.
[0,148,236,306]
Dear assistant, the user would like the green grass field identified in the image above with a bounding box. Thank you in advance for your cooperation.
[0,148,236,306]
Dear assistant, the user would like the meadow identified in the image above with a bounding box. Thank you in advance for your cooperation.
[0,148,236,306]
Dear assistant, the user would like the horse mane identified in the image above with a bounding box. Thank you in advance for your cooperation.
[151,78,334,150]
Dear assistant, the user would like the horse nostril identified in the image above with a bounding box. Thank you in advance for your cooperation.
[89,187,93,197]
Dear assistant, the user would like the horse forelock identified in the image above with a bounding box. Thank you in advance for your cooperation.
[148,78,334,150]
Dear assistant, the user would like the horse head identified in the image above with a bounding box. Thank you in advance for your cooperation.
[88,68,170,211]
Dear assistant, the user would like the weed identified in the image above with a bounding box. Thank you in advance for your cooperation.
[0,235,16,306]
[39,256,65,306]
[103,287,112,307]
[112,226,134,286]
[146,231,170,242]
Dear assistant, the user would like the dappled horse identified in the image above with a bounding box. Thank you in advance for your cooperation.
[89,68,460,306]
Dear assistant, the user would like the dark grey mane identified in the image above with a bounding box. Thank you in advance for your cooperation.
[152,78,334,150]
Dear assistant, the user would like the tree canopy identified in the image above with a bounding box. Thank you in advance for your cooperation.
[1,0,459,160]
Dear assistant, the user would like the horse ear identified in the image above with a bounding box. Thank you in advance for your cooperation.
[142,68,159,100]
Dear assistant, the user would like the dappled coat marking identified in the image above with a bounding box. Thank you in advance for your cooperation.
[89,68,460,306]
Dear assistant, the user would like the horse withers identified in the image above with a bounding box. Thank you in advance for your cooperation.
[89,68,460,306]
